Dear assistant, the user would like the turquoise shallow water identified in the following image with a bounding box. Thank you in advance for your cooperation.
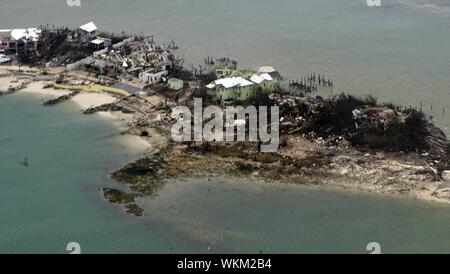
[0,94,203,253]
[1,93,450,253]
[145,178,450,254]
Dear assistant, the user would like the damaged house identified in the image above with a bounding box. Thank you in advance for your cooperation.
[70,34,174,83]
[250,73,278,93]
[0,28,42,54]
[131,41,173,84]
[67,22,98,45]
[206,66,280,103]
[90,37,112,50]
[139,69,168,84]
[207,77,255,103]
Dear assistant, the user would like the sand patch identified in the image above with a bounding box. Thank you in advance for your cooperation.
[21,81,71,96]
[0,76,16,91]
[71,93,117,110]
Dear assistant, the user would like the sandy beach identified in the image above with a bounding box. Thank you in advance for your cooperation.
[0,76,16,91]
[1,65,449,207]
[0,71,153,152]
[22,81,70,96]
[18,79,117,109]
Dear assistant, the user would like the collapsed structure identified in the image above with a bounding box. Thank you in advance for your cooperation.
[65,27,174,86]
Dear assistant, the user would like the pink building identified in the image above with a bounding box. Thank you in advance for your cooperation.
[0,28,42,53]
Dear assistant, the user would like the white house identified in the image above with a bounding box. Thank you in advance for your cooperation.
[79,22,97,36]
[68,22,98,44]
[91,37,112,49]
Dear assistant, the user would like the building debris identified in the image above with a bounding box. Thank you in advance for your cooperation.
[0,54,12,64]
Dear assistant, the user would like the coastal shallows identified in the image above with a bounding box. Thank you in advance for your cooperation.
[0,23,449,218]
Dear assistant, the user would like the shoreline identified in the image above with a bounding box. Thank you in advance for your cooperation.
[0,72,154,153]
[1,63,450,216]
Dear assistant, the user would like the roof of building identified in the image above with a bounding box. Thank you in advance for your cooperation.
[214,77,254,89]
[258,66,276,74]
[206,83,216,89]
[10,28,41,41]
[79,22,98,33]
[91,38,105,45]
[260,73,273,81]
[250,75,265,84]
[250,73,274,84]
[239,78,254,87]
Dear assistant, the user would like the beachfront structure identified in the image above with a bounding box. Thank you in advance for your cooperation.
[79,22,97,42]
[168,78,184,91]
[0,28,42,53]
[206,67,280,103]
[206,77,255,104]
[90,37,112,50]
[250,73,279,93]
[67,22,98,45]
[258,66,282,81]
